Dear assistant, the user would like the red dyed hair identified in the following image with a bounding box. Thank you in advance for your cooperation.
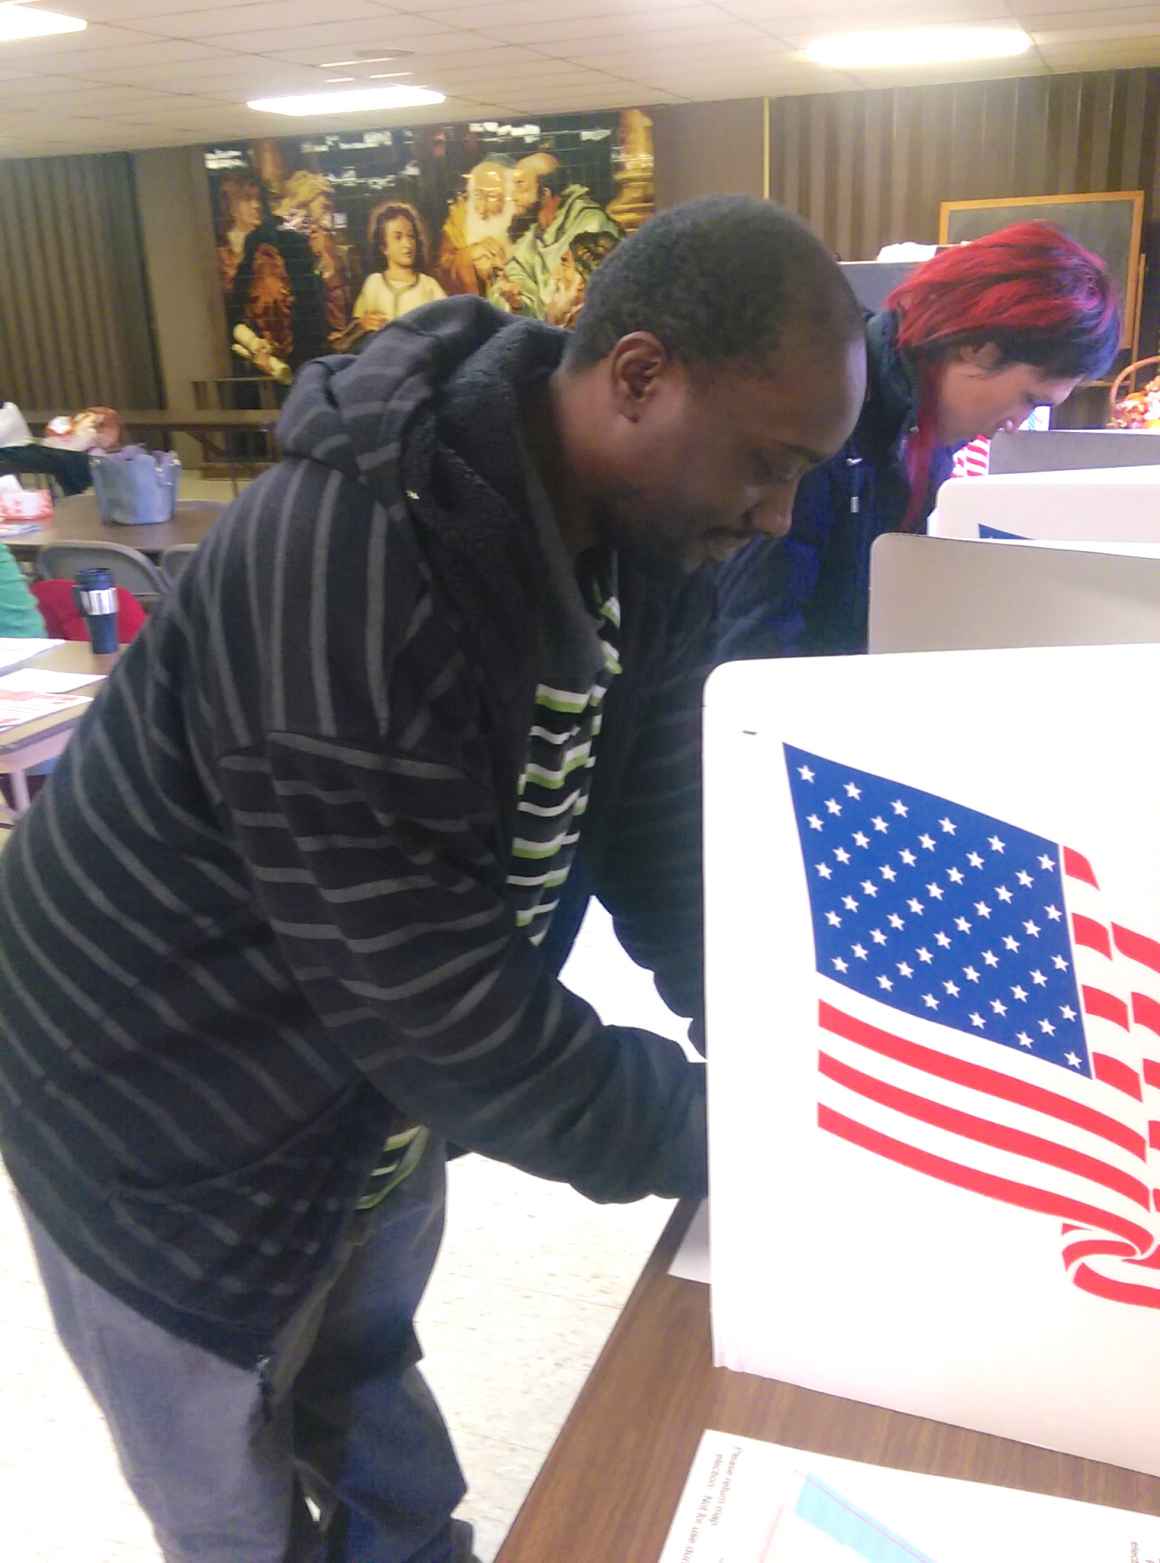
[885,222,1120,527]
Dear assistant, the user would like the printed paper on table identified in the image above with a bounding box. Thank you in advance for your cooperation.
[703,645,1160,1476]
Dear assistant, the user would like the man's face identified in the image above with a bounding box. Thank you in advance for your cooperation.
[306,191,334,228]
[594,331,866,573]
[511,164,540,215]
[233,189,262,230]
[472,169,507,219]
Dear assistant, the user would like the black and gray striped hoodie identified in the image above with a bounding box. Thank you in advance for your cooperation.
[0,298,710,1364]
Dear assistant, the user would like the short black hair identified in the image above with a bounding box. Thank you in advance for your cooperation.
[566,196,862,375]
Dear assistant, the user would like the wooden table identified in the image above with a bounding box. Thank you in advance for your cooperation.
[26,409,279,490]
[5,496,226,562]
[0,642,114,820]
[496,1202,1160,1560]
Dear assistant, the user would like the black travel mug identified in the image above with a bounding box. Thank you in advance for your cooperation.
[74,566,118,654]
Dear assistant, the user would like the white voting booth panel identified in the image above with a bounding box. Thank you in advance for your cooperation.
[703,647,1160,1478]
[930,463,1160,542]
[868,533,1160,653]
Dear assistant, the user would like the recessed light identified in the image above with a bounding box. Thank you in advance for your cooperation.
[805,26,1031,70]
[369,72,413,80]
[0,7,86,41]
[325,76,355,83]
[318,53,412,68]
[248,85,445,116]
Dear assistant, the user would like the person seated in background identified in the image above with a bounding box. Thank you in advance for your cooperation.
[0,543,45,636]
[716,222,1121,661]
[0,196,865,1563]
[0,398,112,497]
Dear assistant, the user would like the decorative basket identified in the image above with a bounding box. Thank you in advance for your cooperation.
[1108,354,1160,430]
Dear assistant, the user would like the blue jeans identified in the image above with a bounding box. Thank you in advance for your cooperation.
[20,1138,469,1562]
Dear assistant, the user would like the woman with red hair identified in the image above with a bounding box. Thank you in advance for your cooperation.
[718,221,1120,658]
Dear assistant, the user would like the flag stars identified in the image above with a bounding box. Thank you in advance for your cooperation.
[926,882,944,900]
[1011,984,1028,1001]
[947,867,965,885]
[880,865,898,883]
[1052,954,1069,972]
[897,961,914,978]
[816,863,833,879]
[982,950,999,968]
[918,833,936,851]
[943,980,960,997]
[954,915,972,934]
[807,814,824,831]
[842,894,860,912]
[1060,1004,1077,1021]
[899,848,917,866]
[1038,854,1054,871]
[877,974,894,992]
[1017,1032,1034,1048]
[1002,935,1020,953]
[853,831,870,849]
[917,946,934,964]
[860,880,879,898]
[1023,919,1040,937]
[969,1012,986,1029]
[934,931,952,949]
[832,956,848,973]
[1039,1018,1056,1036]
[988,835,1005,853]
[852,943,868,960]
[834,846,852,864]
[967,851,984,869]
[1044,904,1062,922]
[798,765,815,782]
[871,816,889,833]
[844,781,862,799]
[990,998,1007,1016]
[1065,1050,1082,1069]
[922,993,939,1010]
[974,901,992,919]
[825,911,842,927]
[1016,869,1034,887]
[907,897,925,915]
[870,928,888,946]
[963,965,980,983]
[939,817,956,834]
[892,800,909,817]
[825,798,842,815]
[888,912,905,930]
[1030,969,1047,987]
[995,885,1013,904]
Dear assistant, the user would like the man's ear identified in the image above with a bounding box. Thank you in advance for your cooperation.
[607,332,671,422]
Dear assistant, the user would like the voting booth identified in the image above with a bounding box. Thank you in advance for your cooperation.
[930,463,1160,543]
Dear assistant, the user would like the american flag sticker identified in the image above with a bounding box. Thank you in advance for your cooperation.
[785,742,1160,1311]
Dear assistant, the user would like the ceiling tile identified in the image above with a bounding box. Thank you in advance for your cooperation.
[138,0,387,40]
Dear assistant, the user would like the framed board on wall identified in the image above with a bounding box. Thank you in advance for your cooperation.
[939,191,1144,353]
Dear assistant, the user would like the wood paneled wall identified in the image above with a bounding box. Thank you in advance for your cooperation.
[0,153,161,412]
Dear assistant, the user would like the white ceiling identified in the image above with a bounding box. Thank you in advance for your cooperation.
[0,0,1159,157]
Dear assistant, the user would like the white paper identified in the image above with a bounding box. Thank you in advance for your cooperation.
[0,690,91,732]
[658,1431,1160,1563]
[669,1200,710,1284]
[0,638,63,674]
[704,646,1160,1477]
[0,668,103,694]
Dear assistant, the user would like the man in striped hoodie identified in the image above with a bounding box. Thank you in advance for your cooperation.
[0,197,864,1563]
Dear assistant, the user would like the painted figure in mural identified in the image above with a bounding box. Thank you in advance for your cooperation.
[353,202,447,333]
[277,170,361,344]
[492,152,622,319]
[435,158,516,296]
[215,173,264,294]
[228,216,329,376]
[543,230,620,330]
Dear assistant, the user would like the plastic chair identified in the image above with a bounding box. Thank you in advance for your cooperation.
[37,539,168,606]
[160,543,198,587]
[32,579,148,643]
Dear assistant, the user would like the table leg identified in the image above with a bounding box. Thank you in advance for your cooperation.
[9,767,30,813]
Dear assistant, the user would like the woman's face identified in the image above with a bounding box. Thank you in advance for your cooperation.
[936,344,1080,444]
[383,215,417,270]
[231,188,262,231]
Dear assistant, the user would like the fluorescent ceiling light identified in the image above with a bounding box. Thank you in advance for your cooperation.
[248,85,444,116]
[0,6,87,41]
[370,72,413,79]
[805,26,1031,70]
[318,55,408,68]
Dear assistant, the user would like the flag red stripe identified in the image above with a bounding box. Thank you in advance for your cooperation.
[1063,847,1099,887]
[1072,914,1112,958]
[1112,922,1160,976]
[820,1051,1151,1209]
[819,1002,1147,1159]
[1083,985,1130,1029]
[818,1105,1154,1254]
[1091,1051,1142,1099]
[1061,1236,1136,1267]
[1132,993,1160,1039]
[1070,1262,1160,1310]
[1150,1124,1160,1151]
[1144,1060,1160,1089]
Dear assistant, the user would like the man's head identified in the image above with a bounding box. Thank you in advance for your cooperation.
[555,196,867,573]
[511,152,568,236]
[466,159,515,246]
